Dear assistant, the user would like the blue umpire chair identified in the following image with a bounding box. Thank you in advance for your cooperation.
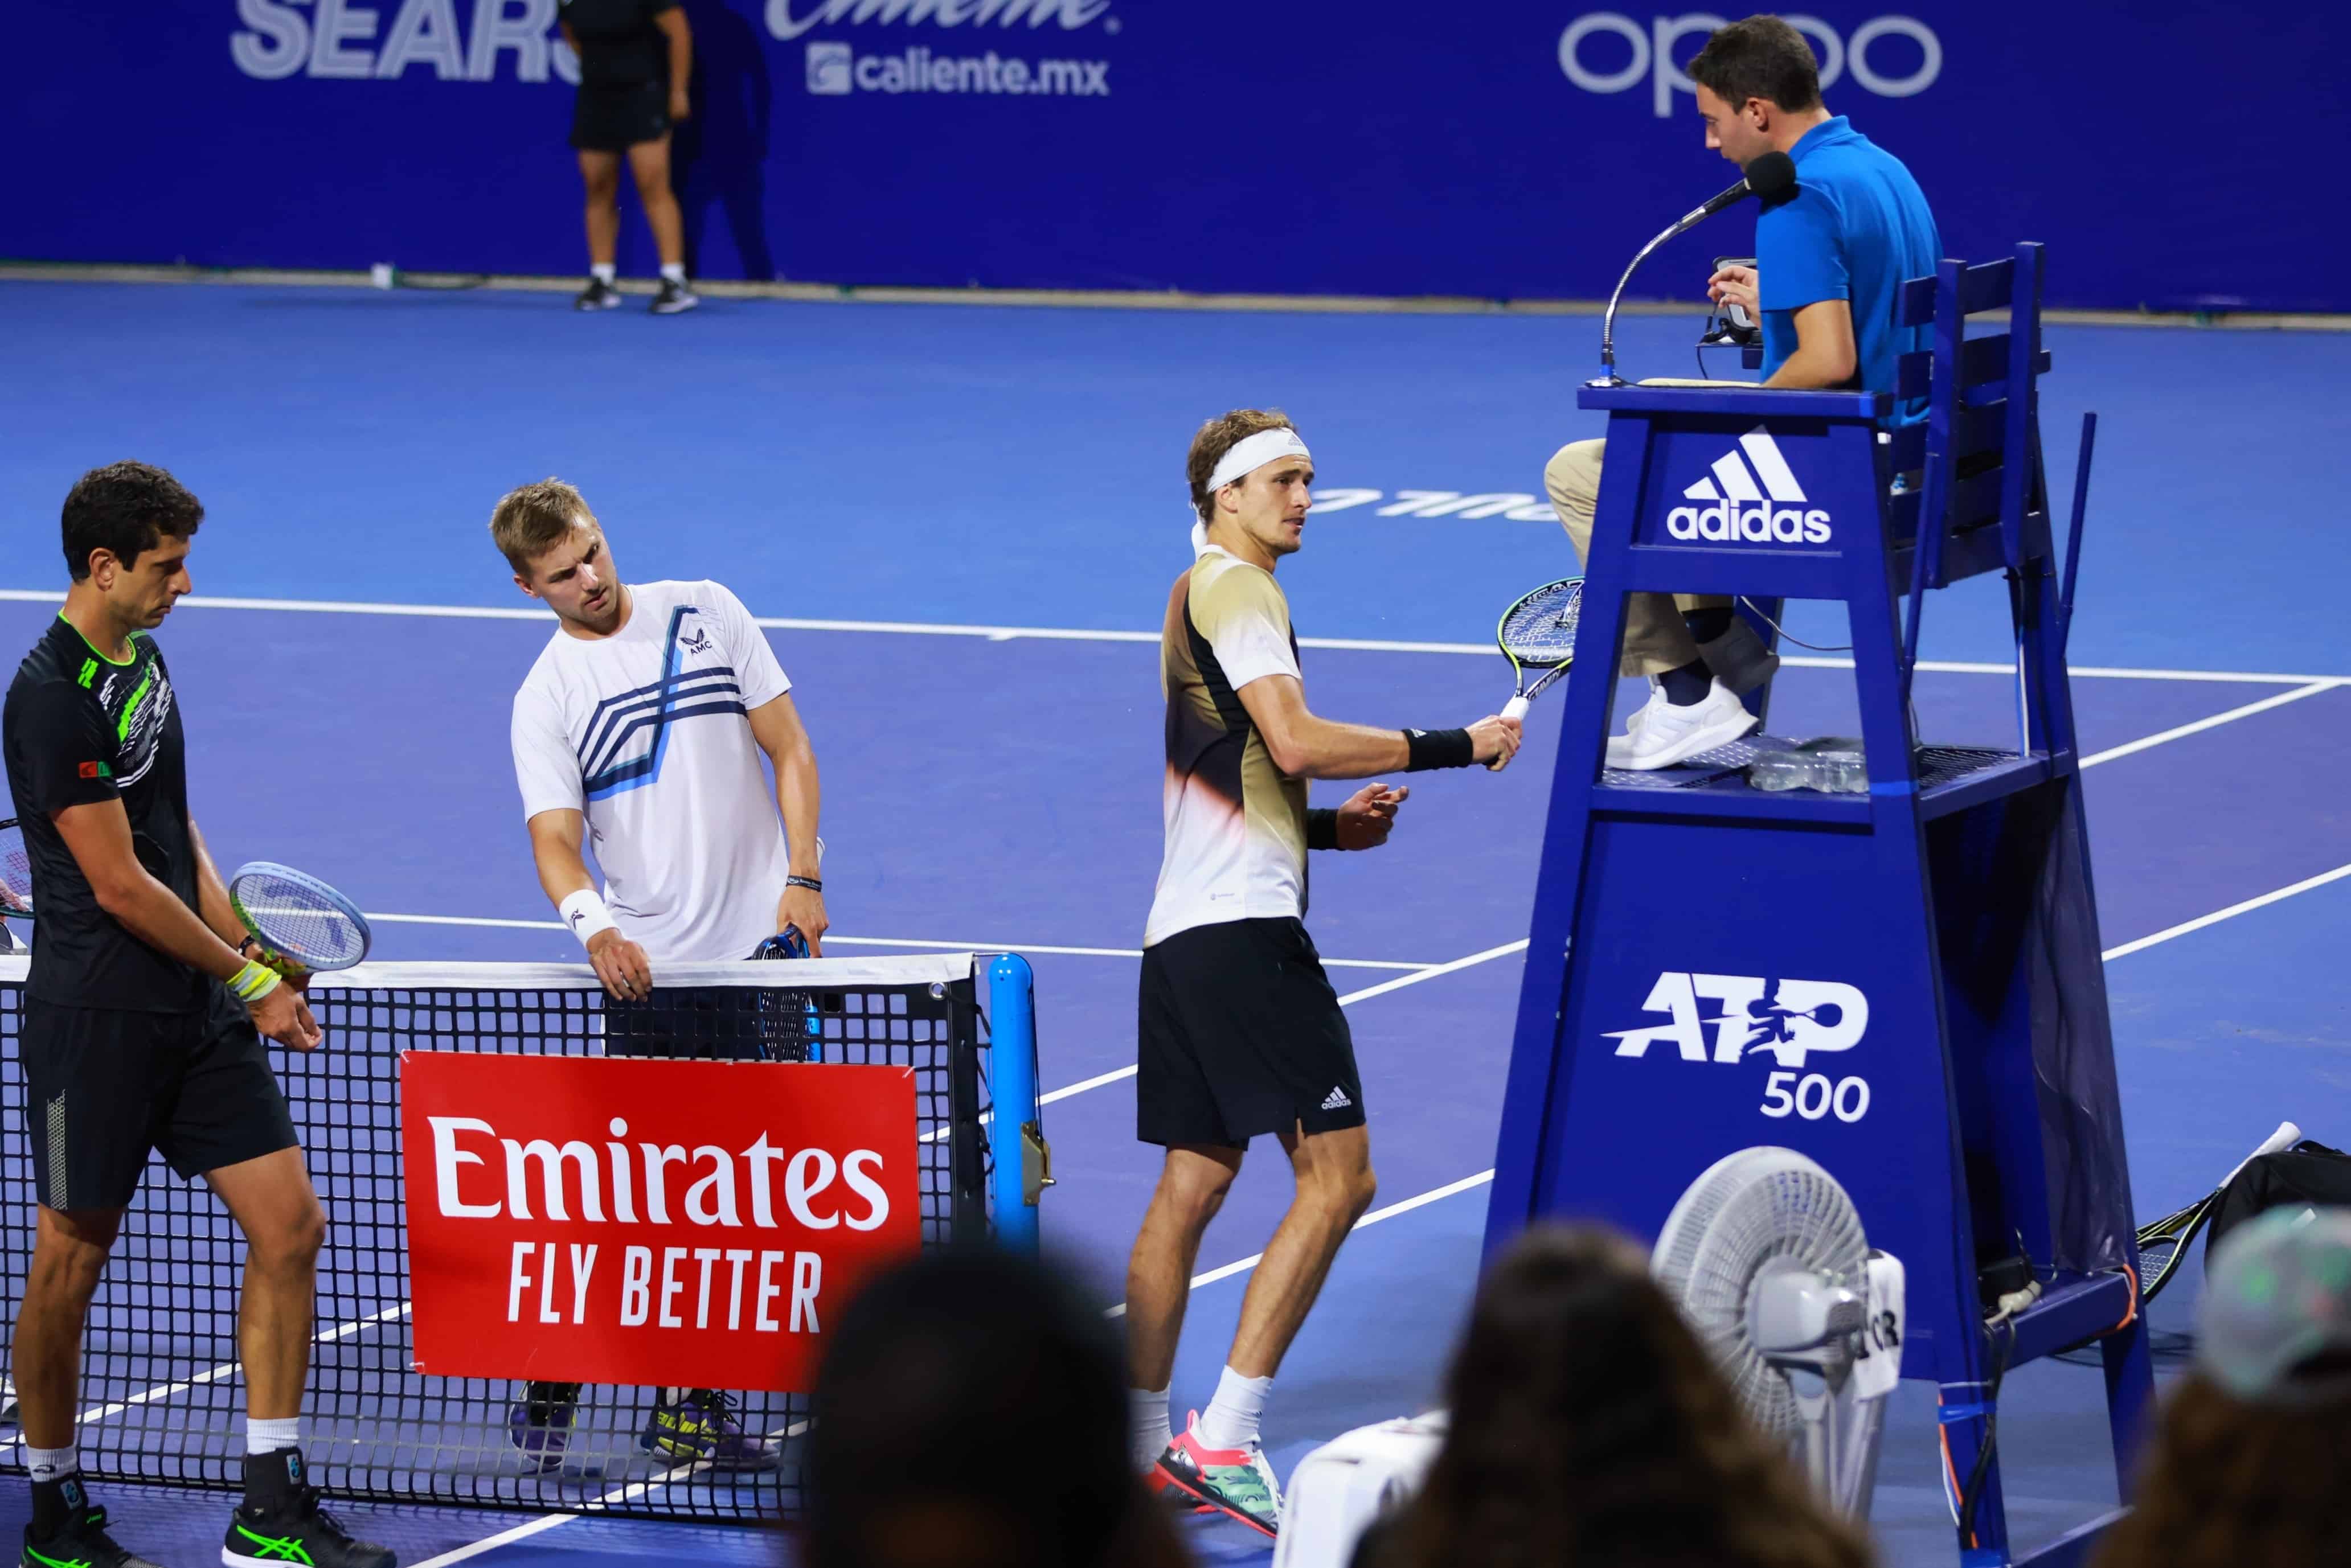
[1485,243,2150,1567]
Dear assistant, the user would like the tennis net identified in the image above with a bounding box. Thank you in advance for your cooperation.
[0,951,1008,1522]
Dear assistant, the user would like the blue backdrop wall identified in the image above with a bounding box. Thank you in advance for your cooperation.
[11,2,2332,311]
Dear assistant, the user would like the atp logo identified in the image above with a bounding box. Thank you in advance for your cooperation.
[1666,428,1832,544]
[1604,972,1867,1069]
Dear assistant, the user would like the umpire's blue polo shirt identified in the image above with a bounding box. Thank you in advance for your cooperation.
[1757,116,1942,426]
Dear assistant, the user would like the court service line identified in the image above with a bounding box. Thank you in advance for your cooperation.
[359,912,1433,970]
[1035,937,1531,1114]
[1118,858,2351,1317]
[2075,680,2338,768]
[0,588,2339,687]
[404,1419,814,1568]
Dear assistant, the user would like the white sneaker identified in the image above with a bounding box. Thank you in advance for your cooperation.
[1605,678,1663,768]
[1619,677,1758,771]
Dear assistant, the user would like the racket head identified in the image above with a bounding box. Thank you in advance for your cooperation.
[2135,1196,2213,1303]
[1497,578,1584,680]
[229,861,372,973]
[0,818,32,919]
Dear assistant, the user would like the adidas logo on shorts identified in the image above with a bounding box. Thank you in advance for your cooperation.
[1320,1086,1352,1111]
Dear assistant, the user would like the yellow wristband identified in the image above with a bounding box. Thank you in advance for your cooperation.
[229,959,282,1004]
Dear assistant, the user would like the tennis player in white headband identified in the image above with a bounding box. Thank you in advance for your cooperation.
[1124,410,1520,1538]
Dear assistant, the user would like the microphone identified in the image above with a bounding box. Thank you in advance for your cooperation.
[1595,151,1797,385]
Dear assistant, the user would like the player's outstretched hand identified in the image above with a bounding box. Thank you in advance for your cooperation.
[1336,783,1410,849]
[587,929,655,1001]
[1471,713,1524,771]
[251,983,323,1052]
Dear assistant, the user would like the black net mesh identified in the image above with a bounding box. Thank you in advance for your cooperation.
[0,955,993,1522]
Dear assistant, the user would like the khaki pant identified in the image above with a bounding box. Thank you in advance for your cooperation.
[1543,438,1731,678]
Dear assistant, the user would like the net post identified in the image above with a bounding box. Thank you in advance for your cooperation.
[987,953,1041,1254]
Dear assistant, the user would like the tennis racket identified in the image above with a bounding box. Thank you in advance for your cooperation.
[229,861,373,976]
[0,818,34,921]
[1496,577,1584,722]
[751,927,822,1062]
[2134,1119,2302,1304]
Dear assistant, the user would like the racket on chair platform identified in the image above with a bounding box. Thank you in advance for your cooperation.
[230,861,373,976]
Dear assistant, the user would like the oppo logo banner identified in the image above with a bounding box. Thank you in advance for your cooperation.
[1559,13,1943,117]
[400,1051,921,1392]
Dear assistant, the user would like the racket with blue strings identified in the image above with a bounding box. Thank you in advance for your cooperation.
[229,861,373,976]
[1490,578,1584,767]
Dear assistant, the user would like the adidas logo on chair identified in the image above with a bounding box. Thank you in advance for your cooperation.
[1666,428,1833,544]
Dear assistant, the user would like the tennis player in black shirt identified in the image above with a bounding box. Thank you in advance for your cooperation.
[1,464,392,1568]
[561,0,697,314]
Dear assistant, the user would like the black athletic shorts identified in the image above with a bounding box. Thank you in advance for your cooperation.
[18,988,299,1213]
[571,81,670,152]
[1136,916,1365,1148]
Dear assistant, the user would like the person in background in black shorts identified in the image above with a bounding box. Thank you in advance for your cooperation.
[2,463,392,1568]
[560,0,697,314]
[1125,411,1520,1539]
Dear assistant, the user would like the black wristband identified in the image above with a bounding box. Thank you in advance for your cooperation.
[1402,727,1476,771]
[1305,807,1340,851]
[787,875,824,893]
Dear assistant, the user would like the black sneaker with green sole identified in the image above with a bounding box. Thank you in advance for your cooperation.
[21,1493,166,1568]
[222,1450,395,1568]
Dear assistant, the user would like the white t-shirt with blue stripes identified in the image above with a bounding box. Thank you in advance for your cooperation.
[510,579,794,963]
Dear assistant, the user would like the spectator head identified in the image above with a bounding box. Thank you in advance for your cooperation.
[1373,1225,1871,1568]
[2090,1207,2351,1568]
[805,1247,1187,1568]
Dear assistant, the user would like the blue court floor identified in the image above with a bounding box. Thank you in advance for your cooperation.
[0,280,2346,1566]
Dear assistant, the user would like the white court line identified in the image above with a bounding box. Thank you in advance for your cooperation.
[1025,936,1534,1113]
[359,912,1432,971]
[76,1302,409,1429]
[2099,861,2351,962]
[0,588,2338,686]
[403,1419,813,1568]
[2074,680,2338,767]
[1101,858,2351,1317]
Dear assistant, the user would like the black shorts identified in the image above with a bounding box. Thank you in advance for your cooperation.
[1136,917,1365,1148]
[571,81,670,152]
[18,989,299,1213]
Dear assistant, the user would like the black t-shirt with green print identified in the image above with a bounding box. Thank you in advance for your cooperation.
[3,614,205,1012]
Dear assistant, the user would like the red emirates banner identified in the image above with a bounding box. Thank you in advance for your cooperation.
[400,1053,921,1391]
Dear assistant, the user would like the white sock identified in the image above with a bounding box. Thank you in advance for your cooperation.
[660,262,686,284]
[1129,1386,1172,1467]
[591,263,617,285]
[23,1443,76,1484]
[1195,1366,1272,1452]
[245,1415,301,1456]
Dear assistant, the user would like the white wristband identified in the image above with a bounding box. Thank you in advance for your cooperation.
[559,888,619,949]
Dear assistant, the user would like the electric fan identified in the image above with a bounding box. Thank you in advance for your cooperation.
[1653,1146,1904,1517]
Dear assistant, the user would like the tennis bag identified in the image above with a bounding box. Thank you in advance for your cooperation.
[2207,1140,2351,1261]
[1272,1411,1447,1568]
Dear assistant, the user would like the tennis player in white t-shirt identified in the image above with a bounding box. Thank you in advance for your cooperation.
[493,477,827,1473]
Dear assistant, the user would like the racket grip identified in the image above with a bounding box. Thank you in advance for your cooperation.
[1502,695,1531,721]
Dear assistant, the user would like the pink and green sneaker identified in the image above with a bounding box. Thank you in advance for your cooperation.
[1153,1411,1281,1538]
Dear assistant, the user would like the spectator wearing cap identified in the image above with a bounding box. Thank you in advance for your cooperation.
[2091,1206,2351,1568]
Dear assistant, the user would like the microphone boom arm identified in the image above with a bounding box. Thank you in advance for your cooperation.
[1598,215,1699,387]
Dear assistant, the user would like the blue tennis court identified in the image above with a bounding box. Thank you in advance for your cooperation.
[0,280,2346,1565]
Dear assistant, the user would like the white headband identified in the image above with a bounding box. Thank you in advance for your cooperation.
[1205,427,1311,496]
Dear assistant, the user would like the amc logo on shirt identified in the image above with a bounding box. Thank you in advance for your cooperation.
[400,1053,920,1391]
